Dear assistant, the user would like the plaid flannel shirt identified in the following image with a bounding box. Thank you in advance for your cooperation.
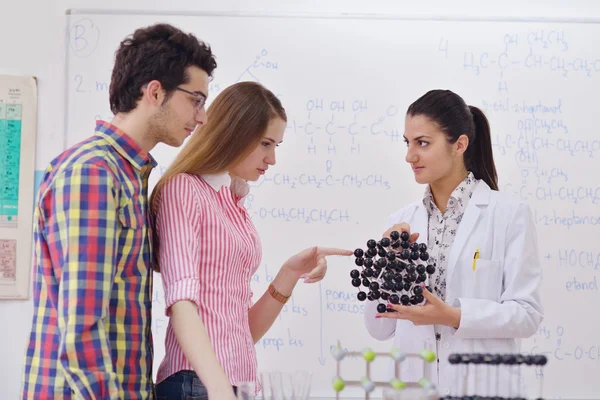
[21,121,156,399]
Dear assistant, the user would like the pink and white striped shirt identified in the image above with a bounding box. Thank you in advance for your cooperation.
[153,172,262,387]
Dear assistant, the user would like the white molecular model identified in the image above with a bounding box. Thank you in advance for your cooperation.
[330,341,439,400]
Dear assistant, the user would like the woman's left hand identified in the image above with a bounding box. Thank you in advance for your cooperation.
[283,246,353,284]
[376,284,462,328]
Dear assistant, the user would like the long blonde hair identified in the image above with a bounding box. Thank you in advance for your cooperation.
[150,82,286,270]
[150,81,286,210]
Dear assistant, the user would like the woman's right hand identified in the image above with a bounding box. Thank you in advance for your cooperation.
[383,222,420,243]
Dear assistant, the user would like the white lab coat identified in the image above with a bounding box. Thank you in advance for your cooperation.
[364,180,544,398]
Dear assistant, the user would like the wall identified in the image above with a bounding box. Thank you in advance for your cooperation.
[1,1,599,399]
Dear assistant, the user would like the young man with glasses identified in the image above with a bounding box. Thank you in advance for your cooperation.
[20,23,216,400]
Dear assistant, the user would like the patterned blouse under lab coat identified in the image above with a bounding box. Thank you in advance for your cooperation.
[423,172,478,348]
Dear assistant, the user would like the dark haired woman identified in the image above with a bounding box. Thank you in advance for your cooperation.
[364,89,543,398]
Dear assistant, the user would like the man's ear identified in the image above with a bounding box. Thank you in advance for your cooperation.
[142,80,165,106]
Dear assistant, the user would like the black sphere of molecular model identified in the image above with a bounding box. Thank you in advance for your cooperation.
[349,231,436,311]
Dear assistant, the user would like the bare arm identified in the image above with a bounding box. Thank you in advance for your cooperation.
[248,246,353,343]
[170,301,236,399]
[248,266,298,343]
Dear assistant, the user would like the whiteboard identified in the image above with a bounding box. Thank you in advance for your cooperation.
[65,11,600,399]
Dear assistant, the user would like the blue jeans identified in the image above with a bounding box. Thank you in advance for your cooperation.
[155,370,237,400]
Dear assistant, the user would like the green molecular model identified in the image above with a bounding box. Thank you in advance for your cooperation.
[330,341,438,400]
[363,349,376,362]
[332,376,345,392]
[390,378,406,390]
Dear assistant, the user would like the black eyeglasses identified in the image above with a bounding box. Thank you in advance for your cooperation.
[175,87,207,112]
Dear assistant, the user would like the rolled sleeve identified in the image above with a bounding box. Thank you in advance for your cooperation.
[154,174,202,314]
[164,278,202,311]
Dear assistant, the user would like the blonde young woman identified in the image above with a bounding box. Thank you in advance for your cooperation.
[151,82,351,400]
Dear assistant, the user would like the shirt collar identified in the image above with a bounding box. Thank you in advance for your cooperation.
[202,172,232,192]
[94,120,157,170]
[422,171,478,213]
[201,172,250,198]
[423,186,436,214]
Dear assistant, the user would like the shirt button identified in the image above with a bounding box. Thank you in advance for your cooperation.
[443,342,450,349]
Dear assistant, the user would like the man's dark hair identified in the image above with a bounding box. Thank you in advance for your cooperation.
[109,23,217,114]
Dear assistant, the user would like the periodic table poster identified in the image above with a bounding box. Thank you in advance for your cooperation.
[0,75,37,299]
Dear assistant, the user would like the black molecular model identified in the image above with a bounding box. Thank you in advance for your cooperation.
[350,230,435,313]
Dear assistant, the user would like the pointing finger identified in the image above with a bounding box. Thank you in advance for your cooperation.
[318,247,354,257]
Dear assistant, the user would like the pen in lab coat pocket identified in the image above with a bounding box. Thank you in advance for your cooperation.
[472,248,480,271]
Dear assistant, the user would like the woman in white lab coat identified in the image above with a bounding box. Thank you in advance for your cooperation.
[363,89,543,398]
